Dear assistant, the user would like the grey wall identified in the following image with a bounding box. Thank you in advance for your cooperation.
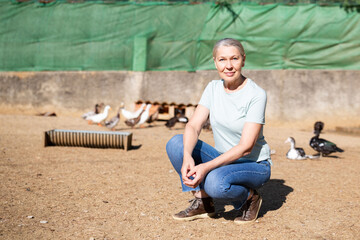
[1,70,359,128]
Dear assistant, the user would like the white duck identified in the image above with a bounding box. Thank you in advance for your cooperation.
[285,137,319,160]
[82,103,104,119]
[125,109,144,128]
[121,103,146,120]
[87,105,111,126]
[137,104,152,127]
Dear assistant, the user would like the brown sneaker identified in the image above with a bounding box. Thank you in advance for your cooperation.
[234,190,262,224]
[173,197,216,221]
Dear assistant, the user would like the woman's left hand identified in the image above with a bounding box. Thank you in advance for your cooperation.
[182,163,210,188]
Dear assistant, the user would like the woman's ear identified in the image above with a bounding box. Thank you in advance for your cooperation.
[213,57,218,69]
[242,54,246,67]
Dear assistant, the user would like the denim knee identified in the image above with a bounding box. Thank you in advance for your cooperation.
[166,134,184,172]
[166,134,183,155]
[203,170,227,198]
[204,170,249,207]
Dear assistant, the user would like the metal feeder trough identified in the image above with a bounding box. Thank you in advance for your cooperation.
[44,129,132,151]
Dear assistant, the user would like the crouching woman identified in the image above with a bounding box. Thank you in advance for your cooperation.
[166,38,272,224]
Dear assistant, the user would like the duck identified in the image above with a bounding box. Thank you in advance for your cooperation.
[165,115,188,129]
[121,103,146,120]
[284,137,319,160]
[105,106,121,131]
[165,116,178,129]
[87,105,111,126]
[82,103,104,119]
[146,105,159,125]
[310,121,344,156]
[137,104,152,127]
[125,109,144,128]
[313,121,324,135]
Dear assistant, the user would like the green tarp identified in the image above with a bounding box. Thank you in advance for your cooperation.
[0,1,359,71]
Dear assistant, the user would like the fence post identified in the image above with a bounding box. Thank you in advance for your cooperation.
[133,36,147,71]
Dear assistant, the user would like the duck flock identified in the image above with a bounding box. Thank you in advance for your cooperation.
[82,104,344,158]
[285,121,344,160]
[81,102,188,131]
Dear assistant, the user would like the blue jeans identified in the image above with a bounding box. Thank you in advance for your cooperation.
[166,134,271,209]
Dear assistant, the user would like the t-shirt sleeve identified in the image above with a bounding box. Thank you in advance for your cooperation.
[245,89,267,124]
[198,82,212,110]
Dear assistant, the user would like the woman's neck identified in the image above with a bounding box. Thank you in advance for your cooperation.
[223,75,247,93]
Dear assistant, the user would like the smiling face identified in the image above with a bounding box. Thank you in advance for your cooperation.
[213,45,246,84]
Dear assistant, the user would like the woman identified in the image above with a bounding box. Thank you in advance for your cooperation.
[166,38,272,224]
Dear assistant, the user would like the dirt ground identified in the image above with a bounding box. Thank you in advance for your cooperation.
[0,112,359,240]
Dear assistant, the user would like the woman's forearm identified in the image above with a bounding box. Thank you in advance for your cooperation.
[203,143,250,171]
[183,123,201,159]
[181,104,209,162]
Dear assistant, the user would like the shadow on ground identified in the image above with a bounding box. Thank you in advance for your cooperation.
[214,179,293,220]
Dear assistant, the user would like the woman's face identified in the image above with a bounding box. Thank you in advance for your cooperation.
[213,46,245,83]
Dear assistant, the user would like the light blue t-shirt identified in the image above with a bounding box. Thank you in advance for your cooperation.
[199,79,272,164]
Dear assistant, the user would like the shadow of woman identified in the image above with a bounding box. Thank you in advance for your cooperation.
[257,179,293,217]
[214,179,293,220]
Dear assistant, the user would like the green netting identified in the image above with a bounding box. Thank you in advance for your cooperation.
[6,0,360,5]
[0,1,359,71]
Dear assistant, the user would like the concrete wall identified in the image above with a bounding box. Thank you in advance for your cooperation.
[1,70,359,128]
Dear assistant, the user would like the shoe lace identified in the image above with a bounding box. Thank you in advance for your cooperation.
[184,198,201,214]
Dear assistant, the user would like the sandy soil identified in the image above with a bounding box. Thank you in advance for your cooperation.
[0,113,359,240]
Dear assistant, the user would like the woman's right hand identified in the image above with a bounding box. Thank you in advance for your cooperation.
[181,154,195,183]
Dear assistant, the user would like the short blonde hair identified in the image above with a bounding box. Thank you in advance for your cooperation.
[212,38,245,58]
